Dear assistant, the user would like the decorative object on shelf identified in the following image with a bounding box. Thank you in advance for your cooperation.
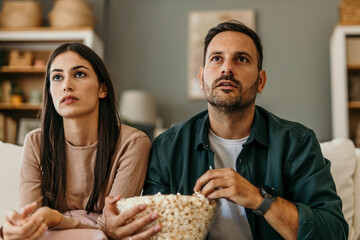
[17,118,40,145]
[8,50,33,67]
[339,0,360,25]
[10,84,23,105]
[120,90,157,139]
[48,0,95,28]
[0,0,43,28]
[29,89,42,104]
[1,81,11,103]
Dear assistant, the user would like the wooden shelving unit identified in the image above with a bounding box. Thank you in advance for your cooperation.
[0,66,46,73]
[331,25,360,146]
[0,28,104,144]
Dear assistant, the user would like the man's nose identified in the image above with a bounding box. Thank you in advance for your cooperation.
[221,60,234,75]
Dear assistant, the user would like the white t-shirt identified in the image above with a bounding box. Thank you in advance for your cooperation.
[207,130,252,240]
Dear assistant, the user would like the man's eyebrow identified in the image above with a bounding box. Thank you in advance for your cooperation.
[235,51,253,59]
[207,51,254,59]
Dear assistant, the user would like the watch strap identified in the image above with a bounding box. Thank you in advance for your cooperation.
[253,186,277,216]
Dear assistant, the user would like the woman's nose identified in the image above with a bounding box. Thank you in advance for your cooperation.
[63,78,74,92]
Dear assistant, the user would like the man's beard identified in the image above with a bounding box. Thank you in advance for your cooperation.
[202,74,259,113]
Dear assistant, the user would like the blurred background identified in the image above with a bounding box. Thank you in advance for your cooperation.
[0,0,354,143]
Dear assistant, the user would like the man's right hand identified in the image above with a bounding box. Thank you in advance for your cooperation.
[104,195,162,240]
[2,202,47,240]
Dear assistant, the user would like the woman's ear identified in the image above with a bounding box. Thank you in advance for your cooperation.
[99,84,108,98]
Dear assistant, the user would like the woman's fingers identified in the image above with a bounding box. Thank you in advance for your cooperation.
[27,223,47,240]
[19,202,37,219]
[3,216,44,239]
[5,210,23,226]
[118,204,147,225]
[129,224,162,240]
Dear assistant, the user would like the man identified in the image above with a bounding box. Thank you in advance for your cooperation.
[143,21,348,239]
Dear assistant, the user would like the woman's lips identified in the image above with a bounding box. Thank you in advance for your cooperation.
[61,95,79,104]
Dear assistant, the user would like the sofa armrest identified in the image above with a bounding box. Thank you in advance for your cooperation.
[0,141,23,225]
[354,149,360,240]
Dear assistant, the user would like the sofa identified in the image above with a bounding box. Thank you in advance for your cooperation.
[0,139,359,239]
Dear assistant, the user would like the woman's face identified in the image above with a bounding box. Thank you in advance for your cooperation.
[49,51,107,120]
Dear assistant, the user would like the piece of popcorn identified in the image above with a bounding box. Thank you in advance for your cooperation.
[116,193,219,240]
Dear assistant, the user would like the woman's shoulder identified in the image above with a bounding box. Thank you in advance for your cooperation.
[25,128,42,143]
[119,124,149,140]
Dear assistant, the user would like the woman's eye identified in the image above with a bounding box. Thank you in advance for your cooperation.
[52,75,62,81]
[75,72,86,78]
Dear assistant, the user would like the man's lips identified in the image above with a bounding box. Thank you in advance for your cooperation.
[216,80,238,88]
[61,95,79,103]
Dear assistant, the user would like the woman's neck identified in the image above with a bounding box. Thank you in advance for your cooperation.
[63,115,99,146]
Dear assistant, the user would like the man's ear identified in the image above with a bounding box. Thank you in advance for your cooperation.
[257,70,267,93]
[198,67,204,91]
[99,83,108,98]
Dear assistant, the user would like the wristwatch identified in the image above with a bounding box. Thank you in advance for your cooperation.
[253,185,277,216]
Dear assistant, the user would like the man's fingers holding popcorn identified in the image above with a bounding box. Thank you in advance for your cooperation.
[194,168,260,208]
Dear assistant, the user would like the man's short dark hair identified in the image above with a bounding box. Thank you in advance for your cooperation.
[203,20,263,70]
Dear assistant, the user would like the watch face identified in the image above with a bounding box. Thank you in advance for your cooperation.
[262,186,277,197]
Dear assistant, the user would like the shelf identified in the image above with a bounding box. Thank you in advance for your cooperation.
[0,103,41,110]
[0,65,45,73]
[348,65,360,71]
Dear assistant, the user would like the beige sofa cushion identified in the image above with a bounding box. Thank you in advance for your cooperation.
[0,141,23,225]
[320,138,356,240]
[354,149,360,240]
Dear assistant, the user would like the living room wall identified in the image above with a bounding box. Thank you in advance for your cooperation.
[104,0,340,141]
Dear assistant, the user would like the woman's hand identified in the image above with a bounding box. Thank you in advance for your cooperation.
[2,202,47,240]
[103,196,162,240]
[32,206,63,228]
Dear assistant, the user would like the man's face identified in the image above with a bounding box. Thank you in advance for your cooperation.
[199,31,266,113]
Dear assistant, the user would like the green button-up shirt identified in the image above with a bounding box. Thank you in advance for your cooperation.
[143,106,348,239]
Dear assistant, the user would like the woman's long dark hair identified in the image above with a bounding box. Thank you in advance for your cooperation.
[40,42,120,213]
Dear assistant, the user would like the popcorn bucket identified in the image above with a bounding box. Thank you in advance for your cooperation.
[117,194,220,240]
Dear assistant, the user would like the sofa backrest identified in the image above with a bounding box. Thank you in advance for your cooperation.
[0,141,23,225]
[320,138,358,240]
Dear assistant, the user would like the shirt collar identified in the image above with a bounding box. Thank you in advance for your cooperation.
[195,106,268,149]
[195,111,210,150]
[245,106,268,147]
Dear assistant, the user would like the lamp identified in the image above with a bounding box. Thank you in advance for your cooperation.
[119,90,157,139]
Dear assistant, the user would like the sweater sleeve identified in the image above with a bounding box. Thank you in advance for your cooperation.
[97,134,151,229]
[18,131,44,210]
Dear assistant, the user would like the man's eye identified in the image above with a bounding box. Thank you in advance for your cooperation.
[75,72,86,78]
[211,56,221,62]
[239,57,248,62]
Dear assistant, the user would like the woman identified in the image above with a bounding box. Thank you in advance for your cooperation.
[0,43,161,240]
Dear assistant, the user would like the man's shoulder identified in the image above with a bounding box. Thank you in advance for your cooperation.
[256,106,314,139]
[153,110,208,144]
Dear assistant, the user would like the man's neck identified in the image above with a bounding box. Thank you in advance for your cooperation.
[208,104,255,140]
